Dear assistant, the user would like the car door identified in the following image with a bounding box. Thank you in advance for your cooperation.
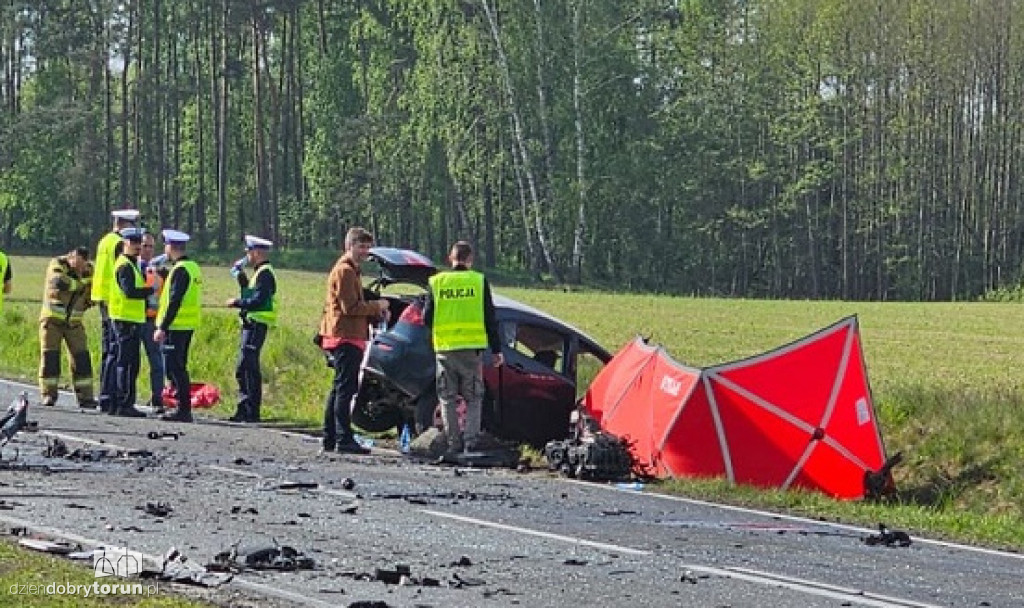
[486,319,576,447]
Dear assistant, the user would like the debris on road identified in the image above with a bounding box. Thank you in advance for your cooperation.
[147,431,179,441]
[158,547,233,586]
[864,523,912,547]
[18,538,79,554]
[139,502,173,517]
[212,539,316,572]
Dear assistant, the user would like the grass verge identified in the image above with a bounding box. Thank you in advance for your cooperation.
[0,539,209,607]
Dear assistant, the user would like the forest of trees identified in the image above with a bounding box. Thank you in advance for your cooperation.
[2,0,1024,301]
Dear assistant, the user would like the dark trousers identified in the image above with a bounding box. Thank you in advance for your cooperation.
[162,330,193,416]
[234,321,268,421]
[323,343,363,449]
[141,318,165,406]
[98,304,118,412]
[113,320,141,413]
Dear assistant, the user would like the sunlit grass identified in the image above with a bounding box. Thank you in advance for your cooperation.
[5,255,1024,548]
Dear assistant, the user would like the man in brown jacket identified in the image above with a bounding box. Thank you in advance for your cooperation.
[318,227,389,454]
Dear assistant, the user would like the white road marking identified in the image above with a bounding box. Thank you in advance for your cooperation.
[422,509,652,556]
[583,479,1024,561]
[205,464,360,501]
[0,513,338,608]
[11,380,1024,562]
[422,510,942,608]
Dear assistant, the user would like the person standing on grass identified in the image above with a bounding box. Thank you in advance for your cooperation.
[38,247,97,409]
[139,231,167,412]
[317,227,389,455]
[94,208,140,413]
[108,226,153,418]
[153,229,202,423]
[424,240,503,461]
[0,247,11,316]
[225,235,277,423]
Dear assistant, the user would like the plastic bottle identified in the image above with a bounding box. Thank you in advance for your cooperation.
[399,424,411,454]
[614,481,644,491]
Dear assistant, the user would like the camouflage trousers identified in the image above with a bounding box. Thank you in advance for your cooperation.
[436,349,484,451]
[39,317,94,405]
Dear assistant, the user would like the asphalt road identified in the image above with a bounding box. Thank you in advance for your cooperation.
[1,379,1021,608]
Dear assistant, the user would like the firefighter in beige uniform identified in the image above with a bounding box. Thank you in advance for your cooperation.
[38,247,98,408]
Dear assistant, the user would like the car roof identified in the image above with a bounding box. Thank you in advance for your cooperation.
[370,247,610,360]
[493,293,611,361]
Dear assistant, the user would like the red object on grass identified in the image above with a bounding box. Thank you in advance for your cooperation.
[161,383,221,408]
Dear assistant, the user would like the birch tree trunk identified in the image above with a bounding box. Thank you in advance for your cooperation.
[481,0,562,282]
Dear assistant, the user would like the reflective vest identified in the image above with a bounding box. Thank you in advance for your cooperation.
[429,270,488,351]
[0,250,7,314]
[108,255,146,323]
[92,231,122,303]
[39,256,91,324]
[245,264,278,327]
[156,260,202,330]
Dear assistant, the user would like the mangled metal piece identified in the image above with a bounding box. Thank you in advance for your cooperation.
[147,431,179,441]
[44,438,69,458]
[18,538,79,554]
[139,502,173,517]
[545,411,636,481]
[158,547,233,586]
[212,539,316,572]
[0,392,30,449]
[864,523,912,547]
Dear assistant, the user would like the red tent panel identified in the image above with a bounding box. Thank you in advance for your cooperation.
[582,317,888,499]
[657,380,725,478]
[706,377,821,488]
[583,338,658,426]
[710,320,852,428]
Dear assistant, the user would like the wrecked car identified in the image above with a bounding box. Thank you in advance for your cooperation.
[350,247,611,447]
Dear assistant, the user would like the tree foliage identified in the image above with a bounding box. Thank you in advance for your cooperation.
[3,0,1024,300]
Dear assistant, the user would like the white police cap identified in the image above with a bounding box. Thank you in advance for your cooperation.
[111,209,141,222]
[161,229,190,245]
[244,234,273,250]
[119,227,146,241]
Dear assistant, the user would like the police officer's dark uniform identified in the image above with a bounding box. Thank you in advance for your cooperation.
[154,229,202,423]
[227,235,277,423]
[108,227,153,417]
[94,208,140,413]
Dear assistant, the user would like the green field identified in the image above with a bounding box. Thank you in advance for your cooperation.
[2,254,1024,549]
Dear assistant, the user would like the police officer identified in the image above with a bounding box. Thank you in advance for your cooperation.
[139,232,167,412]
[153,229,202,423]
[0,247,11,315]
[108,226,153,417]
[38,247,98,409]
[424,241,503,460]
[94,208,140,413]
[225,235,277,423]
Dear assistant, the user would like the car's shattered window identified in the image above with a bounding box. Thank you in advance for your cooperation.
[508,323,565,373]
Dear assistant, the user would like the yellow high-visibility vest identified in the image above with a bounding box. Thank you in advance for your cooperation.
[245,264,278,327]
[107,255,146,323]
[429,270,487,351]
[92,231,122,303]
[156,260,202,330]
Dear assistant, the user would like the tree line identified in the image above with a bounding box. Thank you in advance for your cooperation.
[2,0,1023,301]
